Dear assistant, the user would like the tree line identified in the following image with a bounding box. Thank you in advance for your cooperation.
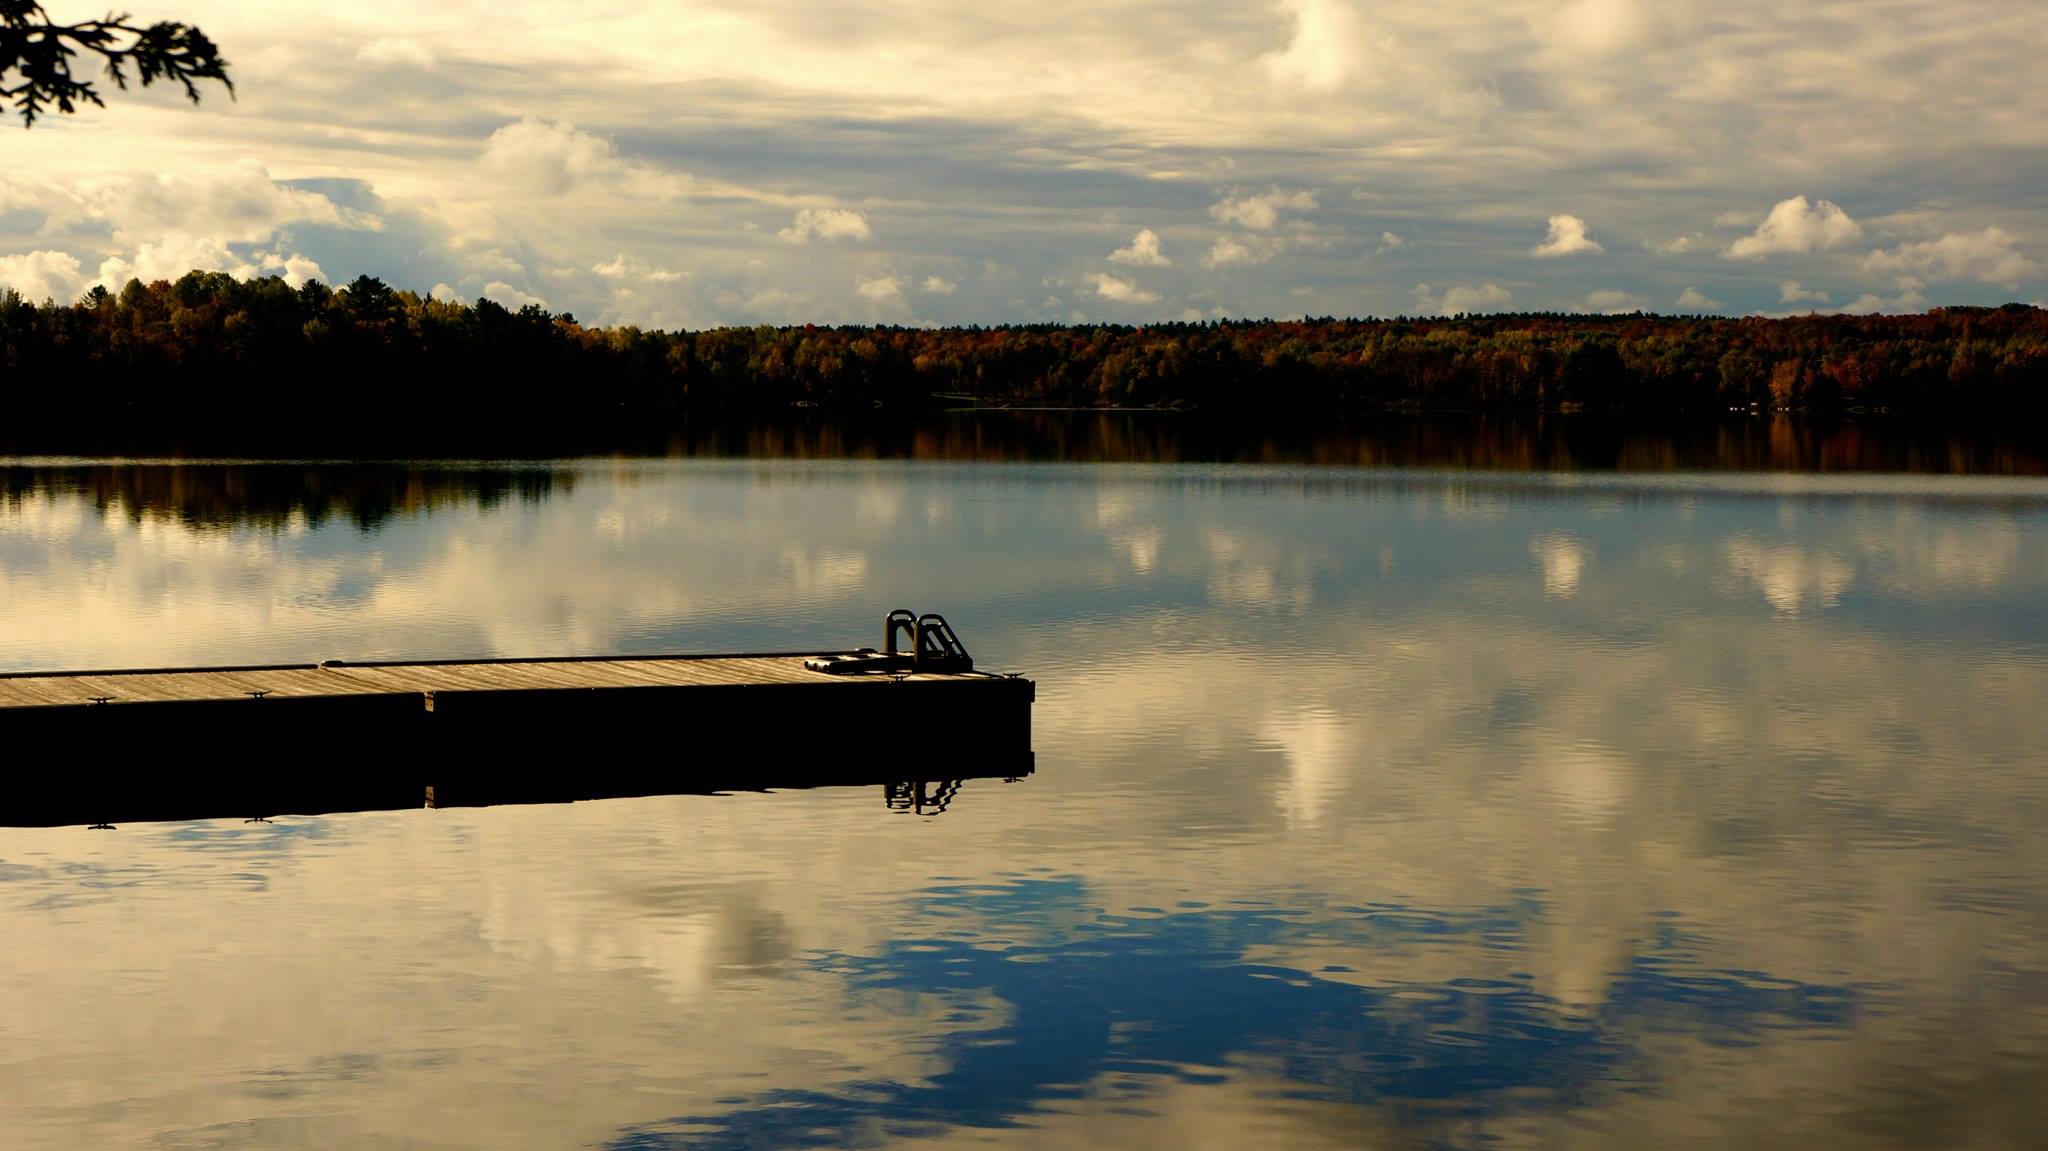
[2,274,2044,432]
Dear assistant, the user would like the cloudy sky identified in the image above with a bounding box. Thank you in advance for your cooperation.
[1,0,2044,326]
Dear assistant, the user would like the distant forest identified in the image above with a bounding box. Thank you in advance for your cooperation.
[3,274,2045,433]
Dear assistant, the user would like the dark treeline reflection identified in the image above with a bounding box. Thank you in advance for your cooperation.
[0,463,568,531]
[730,411,2044,473]
[4,412,2044,489]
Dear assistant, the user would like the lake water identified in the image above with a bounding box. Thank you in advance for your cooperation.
[3,451,2047,1149]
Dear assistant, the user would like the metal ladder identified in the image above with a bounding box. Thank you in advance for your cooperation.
[805,609,975,675]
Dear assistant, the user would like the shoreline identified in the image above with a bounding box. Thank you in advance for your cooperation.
[3,409,2044,475]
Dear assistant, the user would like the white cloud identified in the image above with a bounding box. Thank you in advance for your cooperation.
[921,275,957,294]
[1780,280,1830,304]
[743,288,804,317]
[855,273,903,300]
[481,120,621,196]
[1204,237,1255,268]
[259,252,326,287]
[0,179,38,214]
[1864,227,2040,286]
[1267,0,1359,89]
[1585,288,1645,313]
[593,254,683,282]
[481,119,687,199]
[60,162,379,246]
[1549,0,1657,56]
[1676,286,1723,310]
[1108,228,1171,266]
[95,236,242,287]
[482,281,548,310]
[1090,272,1160,304]
[1840,277,1929,315]
[1203,235,1289,268]
[463,248,527,279]
[355,37,435,68]
[1209,188,1318,231]
[1532,214,1604,258]
[0,250,84,302]
[1412,282,1512,316]
[778,208,872,243]
[83,238,323,296]
[1375,231,1404,254]
[1726,196,1862,259]
[430,282,461,303]
[4,2,2042,327]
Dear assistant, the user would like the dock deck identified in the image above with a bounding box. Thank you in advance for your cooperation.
[0,613,1033,826]
[3,643,1031,811]
[0,652,1002,709]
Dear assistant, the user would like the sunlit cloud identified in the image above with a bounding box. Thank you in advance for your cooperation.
[483,119,657,197]
[1864,227,2040,287]
[1532,214,1604,258]
[1090,272,1160,304]
[1726,196,1862,260]
[855,273,903,301]
[1585,288,1645,313]
[0,250,85,303]
[1838,277,1929,316]
[1780,280,1830,305]
[778,208,872,244]
[592,254,684,282]
[483,280,548,309]
[0,0,2041,322]
[1204,236,1283,269]
[1210,189,1318,231]
[1411,282,1512,316]
[354,36,435,68]
[1267,0,1359,89]
[1107,228,1171,267]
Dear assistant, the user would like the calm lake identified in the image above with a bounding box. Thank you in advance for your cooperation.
[3,441,2047,1148]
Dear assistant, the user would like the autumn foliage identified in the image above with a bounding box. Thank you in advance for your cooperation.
[2,274,2045,429]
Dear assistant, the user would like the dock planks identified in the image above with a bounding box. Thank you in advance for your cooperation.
[0,608,1035,828]
[0,648,1034,793]
[0,653,988,710]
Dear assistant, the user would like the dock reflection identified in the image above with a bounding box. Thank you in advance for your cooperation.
[7,760,1032,829]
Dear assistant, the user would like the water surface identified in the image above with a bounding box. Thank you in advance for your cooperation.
[2,458,2045,1149]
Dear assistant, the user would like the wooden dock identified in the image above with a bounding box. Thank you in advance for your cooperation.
[0,616,1034,826]
[0,652,1022,709]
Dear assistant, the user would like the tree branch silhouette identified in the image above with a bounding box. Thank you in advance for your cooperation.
[1,1,230,126]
